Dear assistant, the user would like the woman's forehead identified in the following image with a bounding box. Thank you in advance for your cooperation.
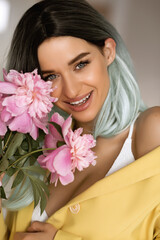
[38,36,99,60]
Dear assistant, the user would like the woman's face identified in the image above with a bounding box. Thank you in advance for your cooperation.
[38,36,115,131]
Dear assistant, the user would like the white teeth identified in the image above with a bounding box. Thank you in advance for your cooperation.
[70,93,91,105]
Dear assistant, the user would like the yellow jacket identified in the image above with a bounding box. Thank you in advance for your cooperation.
[1,146,160,240]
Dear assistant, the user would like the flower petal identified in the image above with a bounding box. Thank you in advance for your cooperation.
[3,96,27,116]
[0,82,17,94]
[44,134,57,149]
[53,145,72,176]
[33,117,48,134]
[50,172,58,185]
[62,115,72,143]
[0,118,7,136]
[45,148,63,172]
[1,108,12,122]
[37,155,47,168]
[49,125,63,143]
[30,122,38,140]
[59,172,74,185]
[49,112,64,142]
[3,69,23,85]
[9,111,32,133]
[50,112,65,127]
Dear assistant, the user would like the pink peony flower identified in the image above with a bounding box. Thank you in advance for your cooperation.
[38,113,97,186]
[38,145,74,186]
[0,69,57,139]
[0,93,7,136]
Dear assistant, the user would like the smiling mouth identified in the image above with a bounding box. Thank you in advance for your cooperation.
[68,91,92,106]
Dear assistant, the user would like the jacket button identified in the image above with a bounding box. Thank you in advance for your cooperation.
[69,203,80,214]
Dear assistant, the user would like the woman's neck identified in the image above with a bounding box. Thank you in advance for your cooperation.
[75,120,95,135]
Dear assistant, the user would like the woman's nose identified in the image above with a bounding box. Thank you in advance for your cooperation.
[62,74,81,99]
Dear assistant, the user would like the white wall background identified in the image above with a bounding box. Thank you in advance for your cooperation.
[0,0,160,107]
[0,0,38,75]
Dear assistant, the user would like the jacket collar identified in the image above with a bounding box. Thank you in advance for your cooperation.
[64,146,160,206]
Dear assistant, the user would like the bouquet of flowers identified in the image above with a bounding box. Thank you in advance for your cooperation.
[0,69,96,213]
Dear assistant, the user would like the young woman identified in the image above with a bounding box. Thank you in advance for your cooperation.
[0,0,160,239]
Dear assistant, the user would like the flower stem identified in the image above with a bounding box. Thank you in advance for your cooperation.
[7,148,56,169]
[2,131,12,152]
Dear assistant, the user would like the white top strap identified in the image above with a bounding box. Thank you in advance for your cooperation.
[128,121,134,139]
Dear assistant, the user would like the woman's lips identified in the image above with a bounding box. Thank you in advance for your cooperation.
[65,91,92,104]
[65,91,93,112]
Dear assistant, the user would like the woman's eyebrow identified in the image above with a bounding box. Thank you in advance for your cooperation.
[68,52,90,65]
[41,52,91,75]
[41,70,56,75]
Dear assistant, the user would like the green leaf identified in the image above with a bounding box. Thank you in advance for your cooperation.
[4,132,24,160]
[35,178,49,197]
[18,146,27,155]
[11,170,25,188]
[27,150,43,161]
[21,140,29,151]
[6,167,17,177]
[0,157,9,172]
[4,130,12,146]
[0,186,7,199]
[57,141,65,148]
[28,175,49,213]
[40,192,47,214]
[28,156,37,166]
[36,129,46,143]
[26,133,42,150]
[16,157,28,168]
[49,121,63,137]
[31,140,39,150]
[22,166,46,176]
[35,183,47,214]
[34,179,49,214]
[30,180,40,208]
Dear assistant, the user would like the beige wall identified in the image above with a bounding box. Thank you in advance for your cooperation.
[89,0,160,107]
[0,0,37,77]
[0,0,159,107]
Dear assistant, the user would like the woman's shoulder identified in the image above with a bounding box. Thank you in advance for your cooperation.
[134,106,160,159]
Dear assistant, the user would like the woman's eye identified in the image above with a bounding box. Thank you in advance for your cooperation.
[75,61,89,70]
[44,74,57,81]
